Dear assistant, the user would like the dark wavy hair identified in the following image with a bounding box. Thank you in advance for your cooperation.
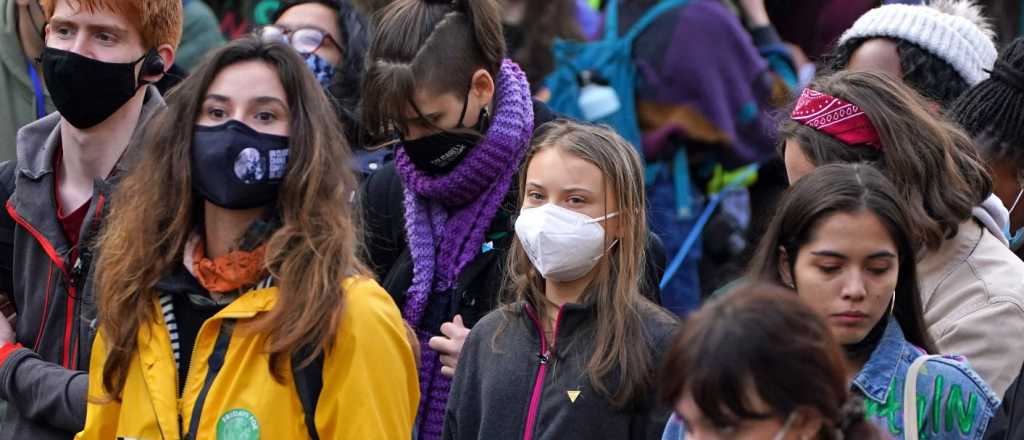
[274,0,371,146]
[747,163,936,354]
[827,38,969,108]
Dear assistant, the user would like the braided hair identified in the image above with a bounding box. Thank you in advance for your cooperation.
[950,36,1024,169]
[828,37,970,108]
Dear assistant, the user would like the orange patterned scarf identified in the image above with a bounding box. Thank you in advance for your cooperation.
[190,236,268,293]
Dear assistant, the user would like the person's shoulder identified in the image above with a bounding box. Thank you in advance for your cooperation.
[340,276,404,323]
[470,304,520,337]
[362,161,400,198]
[532,99,559,129]
[918,354,1001,409]
[636,300,680,347]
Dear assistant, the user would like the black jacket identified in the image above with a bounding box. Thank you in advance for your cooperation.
[360,101,666,336]
[983,361,1024,440]
[443,300,678,440]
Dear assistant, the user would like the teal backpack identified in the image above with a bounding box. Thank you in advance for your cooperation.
[544,0,690,151]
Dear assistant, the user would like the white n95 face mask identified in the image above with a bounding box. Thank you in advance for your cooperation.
[514,203,618,282]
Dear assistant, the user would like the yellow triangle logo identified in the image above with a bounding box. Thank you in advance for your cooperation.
[567,390,581,403]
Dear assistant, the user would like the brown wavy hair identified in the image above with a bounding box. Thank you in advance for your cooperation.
[505,120,675,408]
[93,37,367,397]
[778,70,992,251]
[747,163,936,353]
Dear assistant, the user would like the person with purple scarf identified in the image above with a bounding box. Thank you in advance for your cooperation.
[358,0,554,437]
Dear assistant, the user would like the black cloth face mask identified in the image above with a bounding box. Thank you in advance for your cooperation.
[401,91,490,176]
[191,120,291,210]
[40,47,150,129]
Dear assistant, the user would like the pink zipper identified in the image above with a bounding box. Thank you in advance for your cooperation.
[522,304,564,440]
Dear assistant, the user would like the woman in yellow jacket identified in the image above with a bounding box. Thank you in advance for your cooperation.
[76,37,419,440]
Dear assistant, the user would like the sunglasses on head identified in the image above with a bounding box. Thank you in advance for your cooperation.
[259,25,340,56]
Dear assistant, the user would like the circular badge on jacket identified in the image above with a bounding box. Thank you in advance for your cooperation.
[216,408,260,440]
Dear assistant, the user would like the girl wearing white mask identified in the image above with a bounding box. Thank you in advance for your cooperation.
[443,120,679,439]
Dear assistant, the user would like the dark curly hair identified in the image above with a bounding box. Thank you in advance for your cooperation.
[827,37,970,108]
[951,36,1024,170]
[274,0,371,147]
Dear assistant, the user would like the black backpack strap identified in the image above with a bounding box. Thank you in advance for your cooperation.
[292,344,325,440]
[0,160,17,306]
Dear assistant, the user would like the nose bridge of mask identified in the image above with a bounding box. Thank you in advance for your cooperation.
[529,203,608,227]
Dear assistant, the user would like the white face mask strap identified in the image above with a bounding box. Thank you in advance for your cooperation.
[588,211,620,223]
[772,413,797,440]
[1009,186,1024,215]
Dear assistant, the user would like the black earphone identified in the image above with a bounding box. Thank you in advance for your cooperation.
[140,50,165,77]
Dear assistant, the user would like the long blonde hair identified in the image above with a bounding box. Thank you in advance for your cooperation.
[506,120,670,407]
[93,38,367,397]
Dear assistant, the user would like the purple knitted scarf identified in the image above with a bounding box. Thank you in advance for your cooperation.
[396,59,534,439]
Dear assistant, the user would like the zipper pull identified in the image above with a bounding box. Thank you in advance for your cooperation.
[537,352,549,365]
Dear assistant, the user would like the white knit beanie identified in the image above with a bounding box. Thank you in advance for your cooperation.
[838,0,997,86]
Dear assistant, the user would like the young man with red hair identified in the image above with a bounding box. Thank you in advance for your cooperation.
[0,0,181,438]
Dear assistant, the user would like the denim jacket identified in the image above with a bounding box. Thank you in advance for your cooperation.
[854,319,1000,439]
[661,319,1000,440]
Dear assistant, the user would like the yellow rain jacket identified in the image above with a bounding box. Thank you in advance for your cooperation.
[76,277,419,439]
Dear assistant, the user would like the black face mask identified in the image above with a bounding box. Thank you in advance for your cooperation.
[191,120,290,210]
[401,94,489,176]
[41,47,150,129]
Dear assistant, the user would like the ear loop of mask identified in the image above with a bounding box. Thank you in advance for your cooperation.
[455,79,490,133]
[583,210,620,260]
[1006,171,1024,250]
[771,413,797,440]
[1008,175,1023,215]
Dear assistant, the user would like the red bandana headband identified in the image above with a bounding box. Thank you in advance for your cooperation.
[790,88,882,150]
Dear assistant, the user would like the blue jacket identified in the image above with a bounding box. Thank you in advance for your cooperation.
[661,319,999,440]
[855,320,999,439]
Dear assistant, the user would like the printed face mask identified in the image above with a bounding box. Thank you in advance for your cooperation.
[41,47,151,129]
[191,120,290,209]
[304,53,336,88]
[400,88,489,175]
[514,203,618,282]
